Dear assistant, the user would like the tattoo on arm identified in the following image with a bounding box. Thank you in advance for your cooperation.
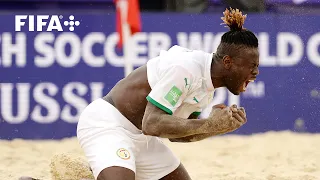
[169,131,219,142]
[168,113,219,143]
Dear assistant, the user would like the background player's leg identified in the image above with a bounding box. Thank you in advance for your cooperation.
[160,163,192,180]
[97,166,135,180]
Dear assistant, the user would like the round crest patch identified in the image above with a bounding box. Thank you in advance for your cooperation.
[116,148,130,160]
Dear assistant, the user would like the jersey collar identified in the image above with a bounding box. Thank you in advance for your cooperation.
[205,53,215,91]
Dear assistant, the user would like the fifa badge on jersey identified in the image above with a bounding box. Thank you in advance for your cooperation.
[165,85,182,106]
[116,148,130,160]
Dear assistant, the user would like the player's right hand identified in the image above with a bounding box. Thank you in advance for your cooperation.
[206,104,247,134]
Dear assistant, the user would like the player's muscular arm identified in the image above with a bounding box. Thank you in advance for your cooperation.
[142,102,211,138]
[168,114,219,142]
[155,105,247,142]
[168,132,217,143]
[142,102,247,139]
[169,104,247,142]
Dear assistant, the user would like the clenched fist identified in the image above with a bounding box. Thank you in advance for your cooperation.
[205,104,247,134]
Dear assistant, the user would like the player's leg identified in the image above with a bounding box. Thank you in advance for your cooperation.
[77,122,138,180]
[135,137,192,180]
[78,125,138,180]
[97,166,134,180]
[77,99,139,180]
[159,163,192,180]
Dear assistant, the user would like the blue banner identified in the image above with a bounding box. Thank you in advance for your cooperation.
[0,13,320,139]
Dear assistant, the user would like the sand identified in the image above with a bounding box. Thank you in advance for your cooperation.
[1,131,320,180]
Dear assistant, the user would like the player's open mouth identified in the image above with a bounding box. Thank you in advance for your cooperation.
[242,79,255,91]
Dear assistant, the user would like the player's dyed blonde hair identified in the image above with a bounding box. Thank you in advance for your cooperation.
[221,8,247,31]
[219,8,258,49]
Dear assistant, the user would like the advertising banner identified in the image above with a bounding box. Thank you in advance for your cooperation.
[0,13,319,139]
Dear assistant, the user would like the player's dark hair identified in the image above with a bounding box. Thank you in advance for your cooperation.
[220,8,258,48]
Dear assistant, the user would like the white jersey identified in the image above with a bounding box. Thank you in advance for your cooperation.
[146,45,215,119]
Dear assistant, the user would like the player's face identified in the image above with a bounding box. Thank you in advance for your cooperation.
[223,48,259,95]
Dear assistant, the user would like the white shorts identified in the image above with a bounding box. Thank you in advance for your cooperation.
[77,99,180,180]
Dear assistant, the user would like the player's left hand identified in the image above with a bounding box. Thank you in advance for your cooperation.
[230,104,247,124]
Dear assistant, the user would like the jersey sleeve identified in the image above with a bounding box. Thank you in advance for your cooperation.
[146,66,192,115]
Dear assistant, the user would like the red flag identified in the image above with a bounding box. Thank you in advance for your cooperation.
[114,0,141,48]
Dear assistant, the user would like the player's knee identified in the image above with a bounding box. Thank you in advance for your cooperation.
[97,166,135,180]
[160,163,192,180]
